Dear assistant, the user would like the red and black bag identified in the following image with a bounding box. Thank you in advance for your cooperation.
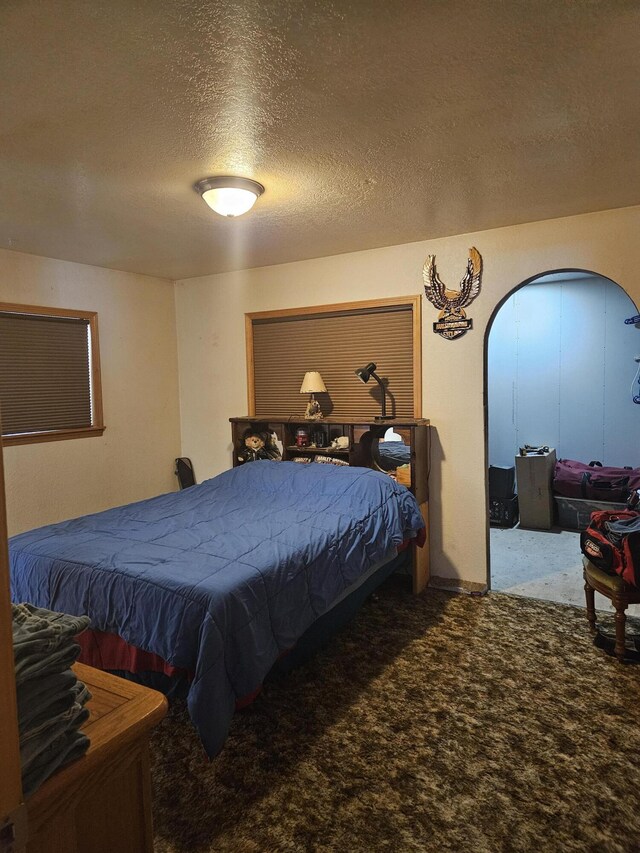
[554,459,640,503]
[580,509,640,586]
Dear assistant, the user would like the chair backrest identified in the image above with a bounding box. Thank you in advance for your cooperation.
[175,457,196,490]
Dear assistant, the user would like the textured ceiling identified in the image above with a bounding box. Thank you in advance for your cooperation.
[1,0,640,280]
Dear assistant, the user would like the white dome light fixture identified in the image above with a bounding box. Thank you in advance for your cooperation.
[194,176,265,218]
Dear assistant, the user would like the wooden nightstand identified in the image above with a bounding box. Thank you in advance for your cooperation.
[25,663,167,853]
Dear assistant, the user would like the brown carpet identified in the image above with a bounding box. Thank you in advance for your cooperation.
[151,579,640,852]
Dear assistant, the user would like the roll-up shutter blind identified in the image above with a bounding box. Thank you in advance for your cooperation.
[0,312,92,435]
[251,302,417,419]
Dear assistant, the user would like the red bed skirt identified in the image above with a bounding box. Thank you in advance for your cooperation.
[76,630,263,709]
[76,628,191,680]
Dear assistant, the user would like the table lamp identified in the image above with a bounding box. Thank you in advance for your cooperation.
[300,371,327,420]
[354,361,393,421]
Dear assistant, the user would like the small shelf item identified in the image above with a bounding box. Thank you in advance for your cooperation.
[300,371,327,420]
[295,427,310,448]
[314,455,349,466]
[236,426,282,464]
[285,446,349,455]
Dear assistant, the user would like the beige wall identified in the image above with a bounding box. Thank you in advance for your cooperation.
[175,205,640,587]
[9,206,638,581]
[0,249,181,536]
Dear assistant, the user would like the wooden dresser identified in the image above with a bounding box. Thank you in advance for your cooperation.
[25,663,167,853]
[230,416,430,592]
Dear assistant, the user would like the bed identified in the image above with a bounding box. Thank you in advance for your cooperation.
[10,460,425,756]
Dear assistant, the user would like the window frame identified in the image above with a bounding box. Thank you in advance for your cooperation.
[0,302,105,446]
[245,295,422,419]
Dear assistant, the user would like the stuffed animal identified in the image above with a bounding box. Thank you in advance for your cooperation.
[237,429,282,464]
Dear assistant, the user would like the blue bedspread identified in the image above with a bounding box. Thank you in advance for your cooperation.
[10,460,424,756]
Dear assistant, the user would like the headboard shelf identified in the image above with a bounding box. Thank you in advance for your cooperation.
[230,415,431,593]
[230,416,429,426]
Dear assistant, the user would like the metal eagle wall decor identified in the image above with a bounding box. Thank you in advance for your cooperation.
[423,247,483,339]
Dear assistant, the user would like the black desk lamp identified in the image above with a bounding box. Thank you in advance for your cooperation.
[355,361,393,421]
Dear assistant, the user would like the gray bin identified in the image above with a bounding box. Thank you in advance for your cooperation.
[554,496,627,531]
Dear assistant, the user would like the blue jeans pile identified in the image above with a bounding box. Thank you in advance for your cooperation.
[12,603,92,797]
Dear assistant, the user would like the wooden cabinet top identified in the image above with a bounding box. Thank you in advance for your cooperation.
[26,663,167,824]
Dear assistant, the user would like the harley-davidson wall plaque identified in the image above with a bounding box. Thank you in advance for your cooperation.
[423,247,483,340]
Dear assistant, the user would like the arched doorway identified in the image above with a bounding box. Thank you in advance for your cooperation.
[485,269,640,604]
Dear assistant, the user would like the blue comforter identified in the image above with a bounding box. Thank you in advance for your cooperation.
[10,460,424,755]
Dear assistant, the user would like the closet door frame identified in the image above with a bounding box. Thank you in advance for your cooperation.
[0,419,25,848]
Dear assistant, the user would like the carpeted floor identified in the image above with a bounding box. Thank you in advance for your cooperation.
[151,578,640,853]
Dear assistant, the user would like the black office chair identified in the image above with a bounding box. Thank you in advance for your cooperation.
[175,457,196,490]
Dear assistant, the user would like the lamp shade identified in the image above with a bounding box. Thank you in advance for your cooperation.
[355,362,377,383]
[299,371,327,394]
[194,176,265,217]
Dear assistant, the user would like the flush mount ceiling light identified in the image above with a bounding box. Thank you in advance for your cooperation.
[194,176,265,218]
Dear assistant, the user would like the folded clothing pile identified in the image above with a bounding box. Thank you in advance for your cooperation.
[13,603,92,797]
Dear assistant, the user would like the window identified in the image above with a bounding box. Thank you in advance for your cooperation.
[246,296,421,419]
[0,303,104,445]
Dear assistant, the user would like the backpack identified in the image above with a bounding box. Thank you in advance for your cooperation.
[580,509,640,586]
[175,457,196,490]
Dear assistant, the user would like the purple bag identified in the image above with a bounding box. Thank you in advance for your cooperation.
[553,459,640,503]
